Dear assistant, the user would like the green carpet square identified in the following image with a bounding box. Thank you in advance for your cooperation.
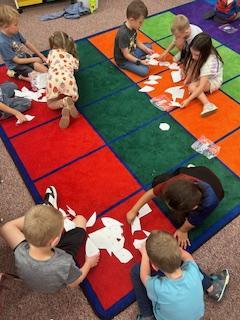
[183,156,240,241]
[82,86,161,142]
[76,39,106,68]
[75,61,133,107]
[141,12,175,41]
[221,76,240,103]
[217,46,240,82]
[111,115,195,185]
[212,39,222,48]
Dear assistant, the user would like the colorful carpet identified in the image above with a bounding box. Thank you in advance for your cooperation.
[0,3,240,319]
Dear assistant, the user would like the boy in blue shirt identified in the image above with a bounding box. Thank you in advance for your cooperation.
[0,5,48,82]
[131,231,229,320]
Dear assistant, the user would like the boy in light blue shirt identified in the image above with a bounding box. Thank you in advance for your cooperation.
[131,231,229,320]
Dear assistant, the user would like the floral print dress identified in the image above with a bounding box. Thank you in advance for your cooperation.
[46,49,79,102]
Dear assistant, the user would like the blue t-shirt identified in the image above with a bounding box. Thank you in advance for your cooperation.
[0,32,27,69]
[187,181,219,226]
[146,260,204,320]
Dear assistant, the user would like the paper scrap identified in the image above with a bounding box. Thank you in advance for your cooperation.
[131,216,141,234]
[113,248,133,264]
[66,205,77,217]
[171,70,182,83]
[168,62,180,70]
[149,75,162,81]
[64,218,76,232]
[169,101,182,108]
[86,212,97,228]
[138,204,152,218]
[101,217,123,227]
[147,53,161,59]
[146,59,159,66]
[144,80,159,85]
[133,238,147,250]
[16,114,35,125]
[187,164,196,168]
[165,86,185,100]
[86,237,100,257]
[139,86,155,93]
[159,61,171,67]
[143,230,150,237]
[159,123,170,131]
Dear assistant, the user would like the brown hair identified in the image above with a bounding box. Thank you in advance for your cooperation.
[146,231,181,273]
[23,205,63,247]
[184,32,223,82]
[162,179,203,214]
[171,14,190,33]
[0,5,19,27]
[126,0,148,19]
[49,31,78,59]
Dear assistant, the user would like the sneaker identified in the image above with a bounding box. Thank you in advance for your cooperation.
[59,107,70,129]
[63,97,79,118]
[44,186,58,209]
[208,269,230,302]
[200,102,218,117]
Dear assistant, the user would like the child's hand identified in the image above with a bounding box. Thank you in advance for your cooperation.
[41,55,47,63]
[126,209,137,224]
[141,59,150,66]
[181,99,190,108]
[15,112,28,123]
[174,229,191,249]
[86,253,100,268]
[146,48,154,55]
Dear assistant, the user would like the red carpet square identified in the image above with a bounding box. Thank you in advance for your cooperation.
[35,147,141,219]
[11,116,104,180]
[76,191,175,310]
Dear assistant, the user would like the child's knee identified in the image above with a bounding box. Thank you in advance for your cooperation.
[138,66,149,77]
[73,215,87,230]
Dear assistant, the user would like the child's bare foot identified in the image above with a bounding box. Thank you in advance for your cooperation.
[63,97,79,118]
[59,107,70,128]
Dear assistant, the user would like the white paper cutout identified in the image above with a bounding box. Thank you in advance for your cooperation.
[187,163,196,168]
[165,86,185,100]
[113,248,133,263]
[131,216,141,234]
[64,218,76,232]
[86,212,97,228]
[86,237,100,257]
[169,101,182,108]
[16,114,35,125]
[143,230,150,237]
[171,70,182,83]
[138,204,152,218]
[147,53,161,59]
[146,59,159,66]
[133,238,147,250]
[14,87,46,102]
[66,205,77,217]
[159,61,171,67]
[159,123,170,131]
[101,217,123,227]
[139,86,155,93]
[168,62,180,70]
[148,75,162,81]
[144,80,159,85]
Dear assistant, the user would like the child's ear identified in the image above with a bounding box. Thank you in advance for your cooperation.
[151,262,158,271]
[50,235,61,247]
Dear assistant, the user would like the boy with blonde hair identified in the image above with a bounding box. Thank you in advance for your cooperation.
[0,188,99,293]
[131,231,229,320]
[0,5,48,81]
[159,14,202,62]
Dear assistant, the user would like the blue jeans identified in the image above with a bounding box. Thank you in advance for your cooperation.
[119,43,152,77]
[131,263,212,318]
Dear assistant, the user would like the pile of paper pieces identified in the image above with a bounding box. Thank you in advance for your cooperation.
[139,74,162,93]
[14,87,47,102]
[191,135,221,159]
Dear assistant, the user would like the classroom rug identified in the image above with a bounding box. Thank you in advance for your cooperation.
[0,3,240,320]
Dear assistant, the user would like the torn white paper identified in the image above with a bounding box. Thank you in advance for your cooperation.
[16,114,35,125]
[144,80,159,85]
[101,217,123,227]
[187,163,196,168]
[86,212,97,228]
[64,218,76,232]
[131,216,141,234]
[147,53,161,59]
[138,204,152,218]
[14,87,46,102]
[139,86,155,93]
[133,238,147,250]
[113,248,133,264]
[159,123,170,131]
[149,75,162,81]
[66,205,77,217]
[169,101,182,108]
[143,230,150,237]
[146,59,159,66]
[165,86,185,100]
[159,61,171,67]
[86,237,100,257]
[171,70,182,83]
[168,62,180,70]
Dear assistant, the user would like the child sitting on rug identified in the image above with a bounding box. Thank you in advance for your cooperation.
[131,231,229,320]
[181,32,223,117]
[159,14,202,63]
[0,187,100,293]
[0,5,48,82]
[46,31,79,129]
[127,166,224,249]
[0,81,31,123]
[114,0,155,77]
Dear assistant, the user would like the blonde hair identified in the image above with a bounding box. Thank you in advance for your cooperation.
[146,230,181,273]
[23,205,63,247]
[171,14,190,34]
[49,31,78,59]
[0,5,19,27]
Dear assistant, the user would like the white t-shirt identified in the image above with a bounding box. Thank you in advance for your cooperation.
[200,54,223,92]
[186,24,203,44]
